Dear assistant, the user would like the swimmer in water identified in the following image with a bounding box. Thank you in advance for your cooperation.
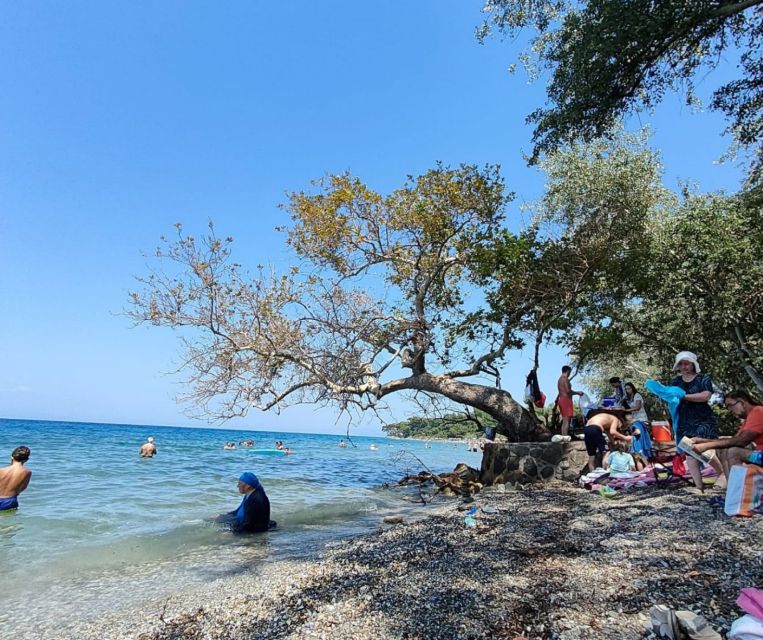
[0,446,32,512]
[139,436,157,458]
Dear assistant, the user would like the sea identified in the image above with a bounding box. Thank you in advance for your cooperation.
[0,418,482,633]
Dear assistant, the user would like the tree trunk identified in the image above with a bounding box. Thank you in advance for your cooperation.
[381,373,549,442]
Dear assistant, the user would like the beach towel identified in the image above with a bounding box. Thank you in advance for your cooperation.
[644,379,685,438]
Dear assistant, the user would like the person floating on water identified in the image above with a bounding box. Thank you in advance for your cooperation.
[139,436,157,458]
[338,439,346,448]
[239,440,254,447]
[275,441,285,450]
[215,471,276,533]
[369,443,378,451]
[223,442,236,450]
[0,446,32,512]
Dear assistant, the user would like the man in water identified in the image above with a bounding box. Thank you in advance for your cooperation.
[216,471,275,533]
[139,437,157,458]
[0,446,32,511]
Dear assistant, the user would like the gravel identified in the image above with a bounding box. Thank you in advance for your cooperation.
[42,482,763,640]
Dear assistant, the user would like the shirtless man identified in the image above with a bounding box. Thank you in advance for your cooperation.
[583,413,632,471]
[139,436,157,458]
[0,446,32,511]
[557,365,582,436]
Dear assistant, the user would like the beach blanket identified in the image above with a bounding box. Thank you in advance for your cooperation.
[644,379,685,439]
[594,465,717,493]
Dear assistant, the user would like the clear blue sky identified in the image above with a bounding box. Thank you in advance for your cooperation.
[0,1,745,434]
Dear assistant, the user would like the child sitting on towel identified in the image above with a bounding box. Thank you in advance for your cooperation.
[604,440,637,477]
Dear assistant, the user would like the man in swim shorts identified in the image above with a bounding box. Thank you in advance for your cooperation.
[215,471,275,533]
[557,365,582,436]
[139,436,157,457]
[583,413,632,471]
[0,446,32,511]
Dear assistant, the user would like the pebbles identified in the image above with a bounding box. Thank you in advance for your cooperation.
[57,483,763,640]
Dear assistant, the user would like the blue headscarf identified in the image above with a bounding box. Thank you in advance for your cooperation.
[238,471,262,491]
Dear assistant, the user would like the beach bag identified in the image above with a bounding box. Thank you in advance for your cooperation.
[724,464,763,517]
[672,454,687,477]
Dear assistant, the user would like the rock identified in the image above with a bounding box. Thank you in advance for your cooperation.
[383,515,404,524]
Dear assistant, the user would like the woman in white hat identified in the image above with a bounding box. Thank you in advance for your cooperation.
[670,351,718,491]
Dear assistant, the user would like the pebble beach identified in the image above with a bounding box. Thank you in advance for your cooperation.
[49,481,762,640]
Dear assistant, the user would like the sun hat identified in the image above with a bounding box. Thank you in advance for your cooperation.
[673,351,701,373]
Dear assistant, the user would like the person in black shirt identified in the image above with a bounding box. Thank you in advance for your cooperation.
[216,471,274,533]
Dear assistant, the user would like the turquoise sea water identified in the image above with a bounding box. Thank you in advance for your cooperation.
[0,419,482,633]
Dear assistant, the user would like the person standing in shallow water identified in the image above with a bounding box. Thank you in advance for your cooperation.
[0,446,32,512]
[139,436,157,458]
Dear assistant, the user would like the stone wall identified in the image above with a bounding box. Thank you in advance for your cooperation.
[479,441,589,485]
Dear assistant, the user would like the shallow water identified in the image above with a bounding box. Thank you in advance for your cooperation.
[0,419,481,631]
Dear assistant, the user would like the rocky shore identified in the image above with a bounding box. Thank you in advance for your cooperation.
[54,482,762,640]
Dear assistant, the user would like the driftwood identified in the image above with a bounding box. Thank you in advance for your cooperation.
[398,463,483,497]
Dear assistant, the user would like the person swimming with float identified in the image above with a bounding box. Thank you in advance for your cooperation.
[215,471,276,533]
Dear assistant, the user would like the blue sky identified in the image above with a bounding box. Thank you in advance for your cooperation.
[0,1,746,434]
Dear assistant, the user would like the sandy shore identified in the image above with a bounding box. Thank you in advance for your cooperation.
[50,482,762,640]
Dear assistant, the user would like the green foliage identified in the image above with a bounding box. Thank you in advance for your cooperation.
[477,0,763,187]
[383,412,493,439]
[550,136,763,395]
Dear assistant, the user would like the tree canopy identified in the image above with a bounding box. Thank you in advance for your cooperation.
[477,0,763,187]
[130,133,762,439]
[130,165,558,440]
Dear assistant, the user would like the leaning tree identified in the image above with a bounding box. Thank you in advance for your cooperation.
[130,165,555,441]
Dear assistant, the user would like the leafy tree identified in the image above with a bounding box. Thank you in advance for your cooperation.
[525,129,763,396]
[574,187,763,393]
[130,165,560,441]
[477,0,763,186]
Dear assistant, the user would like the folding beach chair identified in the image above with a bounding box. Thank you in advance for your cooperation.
[646,438,692,488]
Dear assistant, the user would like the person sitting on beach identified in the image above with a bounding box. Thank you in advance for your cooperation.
[215,471,275,534]
[583,413,632,471]
[0,446,32,512]
[691,389,763,486]
[603,440,636,477]
[139,436,157,458]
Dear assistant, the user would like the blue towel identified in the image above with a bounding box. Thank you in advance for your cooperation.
[644,379,685,439]
[630,420,653,459]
